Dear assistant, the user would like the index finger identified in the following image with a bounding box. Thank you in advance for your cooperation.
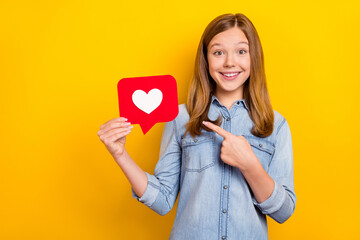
[202,121,230,138]
[100,117,128,129]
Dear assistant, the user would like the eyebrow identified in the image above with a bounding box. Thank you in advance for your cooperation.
[209,41,249,49]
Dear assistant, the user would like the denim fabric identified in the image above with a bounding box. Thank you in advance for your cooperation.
[131,95,296,240]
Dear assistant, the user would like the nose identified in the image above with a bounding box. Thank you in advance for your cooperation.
[224,53,235,68]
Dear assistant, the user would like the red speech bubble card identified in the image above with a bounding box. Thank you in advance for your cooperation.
[117,75,179,134]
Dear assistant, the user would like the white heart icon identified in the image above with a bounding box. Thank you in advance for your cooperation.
[132,89,163,114]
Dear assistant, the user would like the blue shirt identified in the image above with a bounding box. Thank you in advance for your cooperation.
[131,95,296,240]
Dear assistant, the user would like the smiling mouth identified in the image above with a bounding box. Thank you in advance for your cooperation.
[220,72,241,77]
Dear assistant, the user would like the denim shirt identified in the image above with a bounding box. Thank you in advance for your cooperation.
[131,96,296,240]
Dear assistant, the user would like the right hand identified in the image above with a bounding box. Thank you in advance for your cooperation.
[97,117,133,159]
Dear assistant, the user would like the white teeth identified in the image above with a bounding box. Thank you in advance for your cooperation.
[222,72,239,77]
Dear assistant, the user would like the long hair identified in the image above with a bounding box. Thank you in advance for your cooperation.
[186,13,274,138]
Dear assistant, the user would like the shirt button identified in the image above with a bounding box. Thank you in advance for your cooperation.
[259,144,262,147]
[237,101,240,105]
[222,236,226,240]
[194,139,198,143]
[223,185,228,189]
[226,117,230,121]
[222,209,227,213]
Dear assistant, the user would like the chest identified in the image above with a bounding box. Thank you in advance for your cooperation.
[180,129,275,173]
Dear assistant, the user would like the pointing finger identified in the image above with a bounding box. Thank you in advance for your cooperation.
[202,121,230,138]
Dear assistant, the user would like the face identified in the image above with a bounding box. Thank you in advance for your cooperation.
[207,27,250,99]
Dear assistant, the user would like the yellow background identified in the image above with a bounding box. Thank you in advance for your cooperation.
[1,0,359,239]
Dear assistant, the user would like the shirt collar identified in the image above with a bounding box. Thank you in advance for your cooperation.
[211,94,249,112]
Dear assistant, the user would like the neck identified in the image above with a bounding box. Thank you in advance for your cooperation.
[215,87,244,110]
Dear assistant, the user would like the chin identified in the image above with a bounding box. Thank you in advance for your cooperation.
[218,83,243,92]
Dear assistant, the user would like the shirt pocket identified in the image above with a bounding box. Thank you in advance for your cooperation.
[181,132,216,172]
[243,135,275,171]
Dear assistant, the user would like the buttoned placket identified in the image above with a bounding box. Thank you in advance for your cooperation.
[219,106,232,240]
[211,97,248,240]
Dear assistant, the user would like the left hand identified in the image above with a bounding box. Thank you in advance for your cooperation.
[202,121,258,171]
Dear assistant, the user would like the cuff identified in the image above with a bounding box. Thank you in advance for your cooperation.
[131,172,160,208]
[252,180,287,215]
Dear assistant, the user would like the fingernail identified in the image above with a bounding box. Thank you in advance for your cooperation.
[202,121,208,125]
[128,125,133,129]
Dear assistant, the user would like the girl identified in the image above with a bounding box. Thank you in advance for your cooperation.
[97,13,296,240]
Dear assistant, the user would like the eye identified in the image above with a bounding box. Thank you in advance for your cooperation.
[213,51,223,56]
[238,49,247,55]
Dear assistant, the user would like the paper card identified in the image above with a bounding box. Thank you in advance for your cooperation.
[117,75,179,134]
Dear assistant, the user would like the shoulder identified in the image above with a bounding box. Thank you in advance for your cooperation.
[174,104,190,126]
[163,104,189,137]
[178,104,189,118]
[273,109,290,136]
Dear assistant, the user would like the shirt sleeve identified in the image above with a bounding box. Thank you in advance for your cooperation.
[252,118,297,223]
[131,118,182,216]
